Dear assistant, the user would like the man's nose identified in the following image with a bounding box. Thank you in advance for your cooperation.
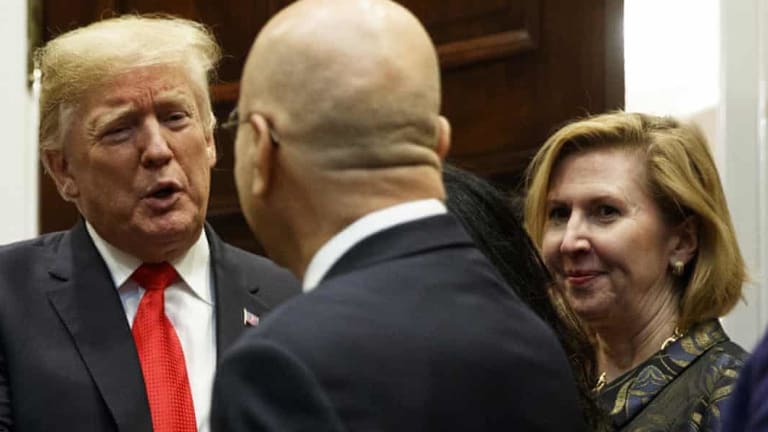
[139,118,173,167]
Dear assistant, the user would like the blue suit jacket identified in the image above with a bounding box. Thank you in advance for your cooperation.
[722,328,768,431]
[0,220,299,432]
[212,214,587,431]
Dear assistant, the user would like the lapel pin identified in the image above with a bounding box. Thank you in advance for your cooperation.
[243,308,260,327]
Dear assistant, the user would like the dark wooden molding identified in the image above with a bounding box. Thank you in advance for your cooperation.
[210,25,539,102]
[436,0,539,69]
[211,81,240,104]
[437,29,537,69]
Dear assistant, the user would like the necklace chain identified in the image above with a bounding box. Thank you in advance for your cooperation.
[592,327,683,393]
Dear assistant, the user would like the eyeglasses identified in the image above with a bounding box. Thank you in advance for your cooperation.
[220,108,281,146]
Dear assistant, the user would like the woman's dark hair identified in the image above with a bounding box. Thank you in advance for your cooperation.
[443,164,606,431]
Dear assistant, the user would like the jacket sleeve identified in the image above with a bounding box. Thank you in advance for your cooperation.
[719,346,768,432]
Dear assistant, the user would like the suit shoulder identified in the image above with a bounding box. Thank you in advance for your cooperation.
[256,268,564,364]
[216,241,300,297]
[0,230,67,267]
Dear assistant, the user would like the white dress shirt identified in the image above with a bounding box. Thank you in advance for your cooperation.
[302,199,447,292]
[86,222,215,432]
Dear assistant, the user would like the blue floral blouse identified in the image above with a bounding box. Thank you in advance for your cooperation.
[597,320,747,431]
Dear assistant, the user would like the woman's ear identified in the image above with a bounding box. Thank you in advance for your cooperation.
[670,216,699,266]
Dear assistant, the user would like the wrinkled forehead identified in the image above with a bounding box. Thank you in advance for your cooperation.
[98,64,200,100]
[57,64,206,143]
[68,65,202,117]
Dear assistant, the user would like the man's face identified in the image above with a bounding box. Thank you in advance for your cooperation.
[54,64,216,261]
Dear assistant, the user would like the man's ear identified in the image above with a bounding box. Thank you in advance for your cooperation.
[435,115,451,160]
[43,149,79,202]
[669,216,699,266]
[247,113,276,198]
[206,132,217,168]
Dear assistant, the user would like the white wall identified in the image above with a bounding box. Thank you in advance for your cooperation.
[0,0,38,243]
[625,0,720,118]
[626,0,767,350]
[718,0,765,350]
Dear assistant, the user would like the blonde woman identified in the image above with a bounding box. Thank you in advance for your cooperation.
[524,112,747,431]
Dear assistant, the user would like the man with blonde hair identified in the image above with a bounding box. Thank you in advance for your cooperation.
[211,0,586,430]
[0,15,298,432]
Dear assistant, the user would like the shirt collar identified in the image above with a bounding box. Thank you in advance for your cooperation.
[85,221,212,305]
[302,199,446,292]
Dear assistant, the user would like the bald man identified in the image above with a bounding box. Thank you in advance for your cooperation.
[211,0,587,430]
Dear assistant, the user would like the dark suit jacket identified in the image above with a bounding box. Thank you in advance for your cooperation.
[212,214,587,431]
[722,326,768,432]
[0,220,299,432]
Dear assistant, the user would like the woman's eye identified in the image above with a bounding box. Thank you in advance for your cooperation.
[596,205,620,219]
[547,206,570,222]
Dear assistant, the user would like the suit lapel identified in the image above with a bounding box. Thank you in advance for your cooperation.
[207,226,271,360]
[45,221,152,432]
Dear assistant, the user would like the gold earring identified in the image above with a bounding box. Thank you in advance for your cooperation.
[672,260,685,276]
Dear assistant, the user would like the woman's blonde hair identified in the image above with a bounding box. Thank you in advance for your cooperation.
[524,112,746,330]
[35,14,221,162]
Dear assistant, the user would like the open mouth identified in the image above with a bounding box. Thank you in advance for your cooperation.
[143,182,182,209]
[150,186,177,199]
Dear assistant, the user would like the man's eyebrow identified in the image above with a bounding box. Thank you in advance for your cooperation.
[86,104,136,135]
[154,89,197,111]
[87,90,199,130]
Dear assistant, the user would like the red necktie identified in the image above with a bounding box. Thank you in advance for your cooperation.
[131,262,197,432]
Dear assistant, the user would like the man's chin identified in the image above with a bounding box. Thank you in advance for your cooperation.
[148,221,201,238]
[134,213,204,245]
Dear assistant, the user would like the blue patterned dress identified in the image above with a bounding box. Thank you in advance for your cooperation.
[597,320,747,431]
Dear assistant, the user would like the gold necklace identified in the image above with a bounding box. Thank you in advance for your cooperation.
[593,372,608,393]
[660,327,684,350]
[592,327,683,393]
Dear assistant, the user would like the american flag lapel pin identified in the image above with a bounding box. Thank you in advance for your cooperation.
[243,308,260,327]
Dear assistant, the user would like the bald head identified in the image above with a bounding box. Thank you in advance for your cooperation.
[240,0,446,169]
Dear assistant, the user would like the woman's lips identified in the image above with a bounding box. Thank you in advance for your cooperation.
[565,272,601,286]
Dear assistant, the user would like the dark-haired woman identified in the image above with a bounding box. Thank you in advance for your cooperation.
[444,164,607,431]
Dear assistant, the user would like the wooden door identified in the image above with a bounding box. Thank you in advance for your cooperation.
[39,0,623,253]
